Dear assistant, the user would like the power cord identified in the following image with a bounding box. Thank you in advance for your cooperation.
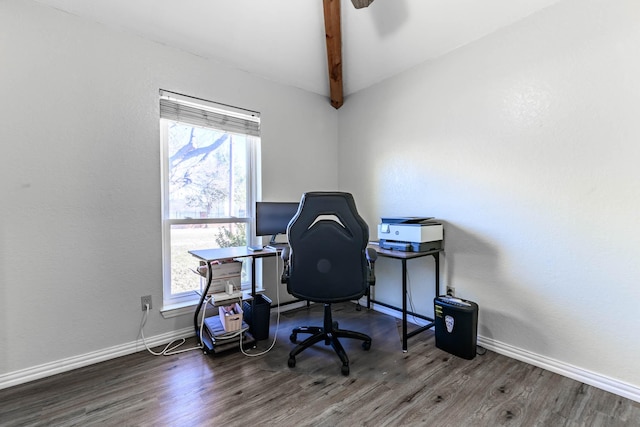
[406,271,428,328]
[139,296,211,356]
[240,250,282,357]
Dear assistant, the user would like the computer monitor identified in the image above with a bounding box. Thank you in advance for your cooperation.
[255,201,300,245]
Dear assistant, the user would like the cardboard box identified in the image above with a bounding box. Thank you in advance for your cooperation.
[205,260,242,295]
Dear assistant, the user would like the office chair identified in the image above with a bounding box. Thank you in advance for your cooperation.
[280,192,377,375]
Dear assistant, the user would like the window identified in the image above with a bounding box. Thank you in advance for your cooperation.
[160,90,260,308]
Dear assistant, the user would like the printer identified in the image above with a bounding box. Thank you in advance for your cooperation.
[377,217,443,252]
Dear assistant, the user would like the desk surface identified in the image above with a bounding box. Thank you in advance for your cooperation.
[189,246,280,262]
[368,244,442,260]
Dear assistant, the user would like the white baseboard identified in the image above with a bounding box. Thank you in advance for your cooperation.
[5,304,640,405]
[277,300,310,312]
[0,327,194,390]
[478,336,640,404]
[0,301,310,391]
[368,302,640,404]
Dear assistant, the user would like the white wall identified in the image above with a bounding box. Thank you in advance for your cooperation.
[339,0,640,397]
[4,0,640,403]
[0,0,337,379]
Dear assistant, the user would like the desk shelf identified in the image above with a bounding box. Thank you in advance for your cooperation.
[196,314,253,354]
[195,289,263,307]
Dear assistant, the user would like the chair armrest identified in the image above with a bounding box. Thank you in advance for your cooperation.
[280,246,290,284]
[365,247,377,286]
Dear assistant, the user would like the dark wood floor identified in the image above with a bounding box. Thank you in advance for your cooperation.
[2,302,639,426]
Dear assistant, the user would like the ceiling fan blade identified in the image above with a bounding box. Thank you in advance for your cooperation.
[351,0,374,9]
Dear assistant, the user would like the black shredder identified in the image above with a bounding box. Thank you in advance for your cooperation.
[434,296,478,360]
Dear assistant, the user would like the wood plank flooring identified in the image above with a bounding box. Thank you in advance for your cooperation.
[1,302,639,426]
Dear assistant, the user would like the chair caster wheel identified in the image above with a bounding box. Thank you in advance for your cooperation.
[290,333,297,343]
[341,365,349,376]
[362,341,371,351]
[288,357,296,368]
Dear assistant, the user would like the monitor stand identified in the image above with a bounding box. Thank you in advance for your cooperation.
[265,242,288,251]
[266,235,288,251]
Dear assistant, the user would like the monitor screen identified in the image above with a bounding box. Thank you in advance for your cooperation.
[255,201,300,239]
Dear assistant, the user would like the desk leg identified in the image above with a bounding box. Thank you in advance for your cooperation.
[249,257,258,346]
[194,262,213,346]
[250,257,256,298]
[402,258,408,352]
[434,252,440,296]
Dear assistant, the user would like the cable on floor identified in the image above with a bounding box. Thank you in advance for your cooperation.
[240,250,282,357]
[139,296,211,356]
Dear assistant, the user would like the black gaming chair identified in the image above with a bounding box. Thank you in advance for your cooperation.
[280,192,377,375]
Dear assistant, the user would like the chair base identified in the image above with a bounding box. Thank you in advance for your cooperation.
[288,304,371,376]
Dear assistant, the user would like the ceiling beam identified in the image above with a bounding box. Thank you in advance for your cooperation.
[323,0,343,109]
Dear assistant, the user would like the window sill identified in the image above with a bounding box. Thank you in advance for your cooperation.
[161,299,198,319]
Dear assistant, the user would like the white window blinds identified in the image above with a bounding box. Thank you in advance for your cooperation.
[159,90,260,137]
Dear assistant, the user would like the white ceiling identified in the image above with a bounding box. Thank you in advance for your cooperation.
[33,0,564,97]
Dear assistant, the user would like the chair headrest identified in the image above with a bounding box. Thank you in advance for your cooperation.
[287,192,368,246]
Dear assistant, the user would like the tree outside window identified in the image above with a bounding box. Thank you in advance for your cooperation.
[161,114,256,305]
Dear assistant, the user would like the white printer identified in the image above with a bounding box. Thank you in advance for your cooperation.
[377,217,443,252]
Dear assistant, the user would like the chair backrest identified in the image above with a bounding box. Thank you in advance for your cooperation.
[286,192,369,303]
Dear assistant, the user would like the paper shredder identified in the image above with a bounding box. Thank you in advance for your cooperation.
[434,296,478,360]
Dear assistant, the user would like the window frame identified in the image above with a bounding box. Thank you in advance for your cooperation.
[159,91,260,309]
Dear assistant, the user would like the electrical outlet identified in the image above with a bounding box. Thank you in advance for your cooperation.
[141,295,152,311]
[446,286,455,296]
